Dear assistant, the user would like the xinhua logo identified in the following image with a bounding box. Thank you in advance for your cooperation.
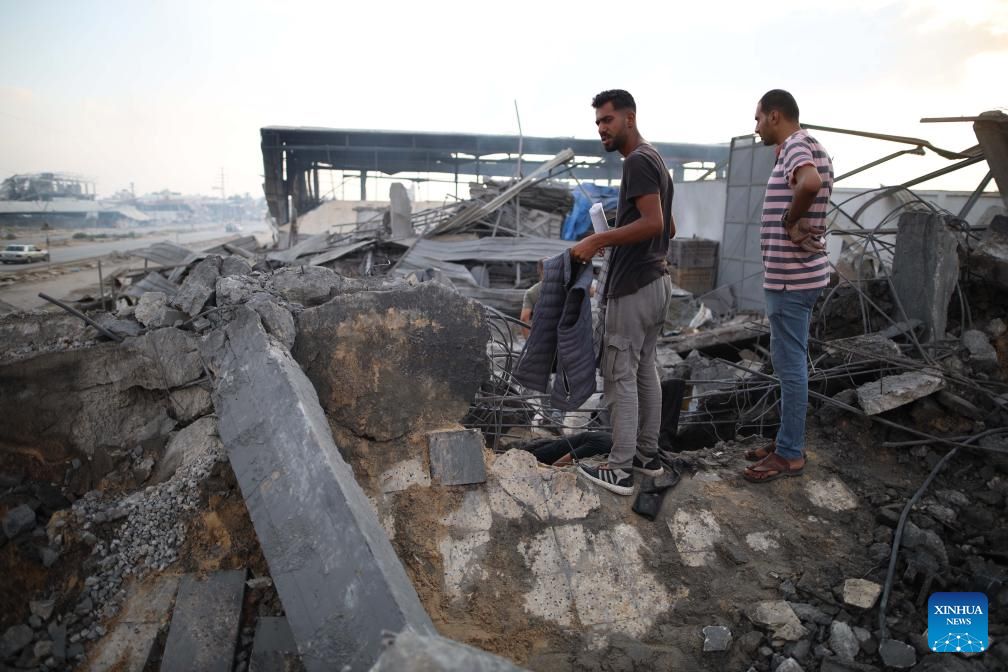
[928,592,988,653]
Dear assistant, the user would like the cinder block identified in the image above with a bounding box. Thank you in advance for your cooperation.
[427,429,487,486]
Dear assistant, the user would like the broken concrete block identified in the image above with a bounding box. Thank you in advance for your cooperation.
[119,327,205,390]
[250,616,301,671]
[369,629,529,672]
[221,255,253,278]
[160,570,245,672]
[172,255,221,317]
[388,182,413,239]
[2,504,36,538]
[151,416,222,484]
[168,385,214,423]
[427,429,486,486]
[135,292,187,329]
[891,212,959,342]
[247,293,296,349]
[745,601,808,642]
[82,575,179,671]
[972,214,1008,290]
[962,329,999,372]
[215,275,258,305]
[829,621,859,660]
[267,265,364,307]
[855,371,945,415]
[202,306,434,671]
[701,625,732,652]
[878,638,916,669]
[294,282,487,442]
[842,578,882,609]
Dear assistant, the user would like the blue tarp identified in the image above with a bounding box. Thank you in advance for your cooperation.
[561,184,620,240]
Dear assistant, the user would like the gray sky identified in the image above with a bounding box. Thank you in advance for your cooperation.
[1,0,1005,199]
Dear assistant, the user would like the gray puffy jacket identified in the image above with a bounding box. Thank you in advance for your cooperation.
[513,251,596,411]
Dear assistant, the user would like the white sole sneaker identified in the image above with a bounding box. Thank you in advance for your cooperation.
[577,465,634,496]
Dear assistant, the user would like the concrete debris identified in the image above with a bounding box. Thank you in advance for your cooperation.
[829,620,859,660]
[294,281,487,442]
[151,415,222,484]
[746,601,808,642]
[775,658,805,672]
[972,214,1008,289]
[267,264,365,306]
[855,370,945,415]
[701,625,732,652]
[427,428,487,486]
[962,329,999,372]
[877,638,916,669]
[171,255,221,316]
[247,292,296,349]
[161,570,246,672]
[134,291,184,328]
[842,578,882,609]
[204,306,434,670]
[89,575,180,671]
[891,211,959,342]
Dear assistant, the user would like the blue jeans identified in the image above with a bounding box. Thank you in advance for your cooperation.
[765,288,821,460]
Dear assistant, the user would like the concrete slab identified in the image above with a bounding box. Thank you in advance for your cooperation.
[202,306,434,671]
[89,575,180,672]
[855,370,945,415]
[891,212,959,342]
[427,429,487,486]
[250,616,302,672]
[160,570,245,672]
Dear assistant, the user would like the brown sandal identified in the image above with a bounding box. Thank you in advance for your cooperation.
[743,452,805,483]
[744,441,776,462]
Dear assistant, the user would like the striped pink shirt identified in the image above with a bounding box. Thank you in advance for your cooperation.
[760,129,833,290]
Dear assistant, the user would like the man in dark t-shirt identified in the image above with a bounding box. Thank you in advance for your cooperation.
[571,89,675,496]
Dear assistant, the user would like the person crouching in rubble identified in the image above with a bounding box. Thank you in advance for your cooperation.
[570,89,675,496]
[742,89,833,483]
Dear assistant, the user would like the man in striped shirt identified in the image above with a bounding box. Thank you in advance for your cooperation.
[744,89,833,484]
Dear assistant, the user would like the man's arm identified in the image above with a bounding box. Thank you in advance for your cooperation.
[788,164,822,224]
[571,193,663,263]
[519,307,532,337]
[784,163,825,252]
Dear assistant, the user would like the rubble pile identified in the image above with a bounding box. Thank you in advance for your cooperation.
[1,177,1007,671]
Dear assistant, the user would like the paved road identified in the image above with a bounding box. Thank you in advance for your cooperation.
[0,225,265,272]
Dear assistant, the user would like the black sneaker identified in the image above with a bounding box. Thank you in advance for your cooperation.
[577,464,634,496]
[632,455,664,477]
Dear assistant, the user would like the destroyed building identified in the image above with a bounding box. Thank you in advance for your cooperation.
[0,112,1007,672]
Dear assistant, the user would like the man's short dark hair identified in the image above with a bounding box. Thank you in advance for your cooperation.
[592,89,636,111]
[759,89,799,121]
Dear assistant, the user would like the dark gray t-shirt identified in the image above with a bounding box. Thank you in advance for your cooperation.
[605,142,674,298]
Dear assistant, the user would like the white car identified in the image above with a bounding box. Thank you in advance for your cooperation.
[1,244,49,263]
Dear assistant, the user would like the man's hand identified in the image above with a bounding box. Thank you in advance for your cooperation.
[782,209,826,253]
[571,234,605,263]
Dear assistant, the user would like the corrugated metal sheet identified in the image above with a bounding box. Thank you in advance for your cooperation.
[130,241,193,267]
[124,271,179,299]
[396,236,574,265]
[308,240,373,266]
